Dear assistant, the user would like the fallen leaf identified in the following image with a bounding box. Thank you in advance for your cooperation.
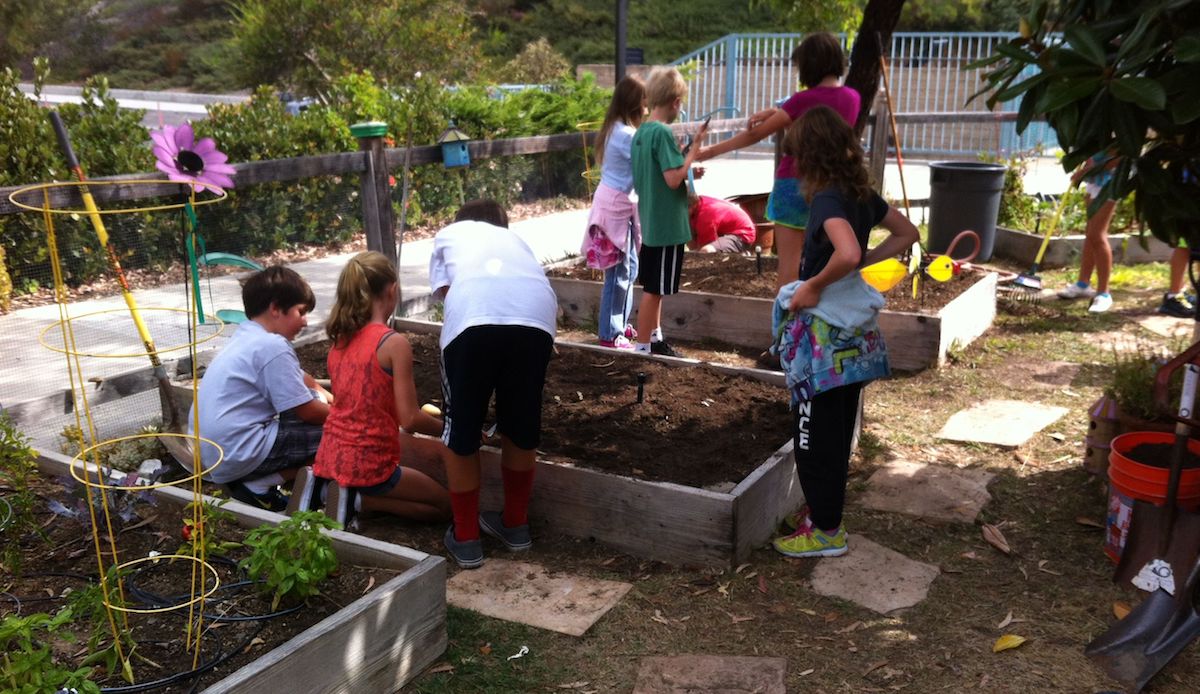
[744,571,758,580]
[837,621,864,634]
[728,613,754,624]
[557,682,590,690]
[735,563,751,574]
[427,662,455,675]
[480,643,492,655]
[961,551,979,560]
[651,610,671,626]
[1075,516,1105,529]
[1048,432,1065,441]
[1018,564,1029,580]
[1037,560,1063,576]
[600,557,617,566]
[863,660,888,676]
[757,574,768,594]
[249,637,265,649]
[799,608,818,616]
[717,582,730,598]
[799,668,815,676]
[992,634,1027,652]
[997,610,1014,629]
[982,524,1012,555]
[362,576,375,596]
[1113,601,1131,620]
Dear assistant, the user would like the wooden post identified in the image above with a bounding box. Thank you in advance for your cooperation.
[868,88,889,194]
[350,121,397,268]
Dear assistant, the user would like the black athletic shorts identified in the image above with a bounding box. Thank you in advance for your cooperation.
[439,325,553,456]
[638,243,685,295]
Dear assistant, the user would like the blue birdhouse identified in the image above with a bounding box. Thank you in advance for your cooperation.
[438,121,471,168]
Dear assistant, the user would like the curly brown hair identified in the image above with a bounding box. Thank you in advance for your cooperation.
[782,105,873,204]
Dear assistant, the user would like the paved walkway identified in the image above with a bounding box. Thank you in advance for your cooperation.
[0,155,1068,446]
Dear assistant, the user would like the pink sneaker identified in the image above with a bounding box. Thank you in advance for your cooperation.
[623,324,638,340]
[599,335,636,350]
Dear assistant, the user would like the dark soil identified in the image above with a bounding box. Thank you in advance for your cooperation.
[1124,441,1200,470]
[3,475,390,692]
[296,333,792,488]
[546,253,980,314]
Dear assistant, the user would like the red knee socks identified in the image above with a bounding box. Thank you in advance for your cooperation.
[450,489,480,541]
[501,467,535,528]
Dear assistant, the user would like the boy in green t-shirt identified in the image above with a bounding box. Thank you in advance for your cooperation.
[631,66,708,356]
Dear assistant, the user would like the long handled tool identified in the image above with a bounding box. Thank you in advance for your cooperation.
[1011,188,1072,291]
[49,111,180,430]
[1086,343,1200,691]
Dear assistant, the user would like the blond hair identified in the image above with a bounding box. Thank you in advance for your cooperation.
[645,67,686,109]
[326,251,397,346]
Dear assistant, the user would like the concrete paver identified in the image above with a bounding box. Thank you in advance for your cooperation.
[445,559,631,636]
[633,655,787,694]
[808,535,940,614]
[936,399,1069,448]
[856,459,994,524]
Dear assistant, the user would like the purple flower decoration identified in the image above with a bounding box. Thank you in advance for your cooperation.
[151,123,235,194]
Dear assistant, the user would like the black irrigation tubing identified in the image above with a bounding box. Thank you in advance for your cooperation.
[0,495,12,530]
[123,558,305,623]
[97,621,265,694]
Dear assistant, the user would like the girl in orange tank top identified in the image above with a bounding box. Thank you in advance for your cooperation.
[313,252,450,525]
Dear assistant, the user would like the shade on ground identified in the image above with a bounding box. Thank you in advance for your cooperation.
[632,655,787,694]
[445,559,632,636]
[809,536,939,615]
[936,399,1068,448]
[856,460,994,523]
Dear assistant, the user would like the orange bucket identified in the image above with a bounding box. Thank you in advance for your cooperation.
[1104,431,1200,562]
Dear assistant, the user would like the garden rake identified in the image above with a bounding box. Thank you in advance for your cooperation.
[1011,187,1073,291]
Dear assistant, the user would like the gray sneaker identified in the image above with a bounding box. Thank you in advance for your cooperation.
[443,526,484,569]
[479,510,532,551]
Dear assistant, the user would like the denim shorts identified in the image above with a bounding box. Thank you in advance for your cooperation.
[766,177,809,230]
[356,465,403,496]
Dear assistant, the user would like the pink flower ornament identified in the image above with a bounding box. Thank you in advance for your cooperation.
[151,123,235,195]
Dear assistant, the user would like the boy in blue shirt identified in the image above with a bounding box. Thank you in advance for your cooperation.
[630,66,708,356]
[188,266,332,511]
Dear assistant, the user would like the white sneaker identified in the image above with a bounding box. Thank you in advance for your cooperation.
[1088,293,1113,313]
[1057,283,1096,300]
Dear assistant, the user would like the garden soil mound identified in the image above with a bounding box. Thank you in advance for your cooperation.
[298,334,792,488]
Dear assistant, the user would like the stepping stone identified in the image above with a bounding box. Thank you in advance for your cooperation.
[809,536,939,614]
[633,655,787,694]
[1133,314,1192,339]
[936,399,1068,448]
[856,460,994,523]
[445,559,631,636]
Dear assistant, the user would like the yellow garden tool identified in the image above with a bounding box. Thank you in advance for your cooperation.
[49,111,179,430]
[861,230,981,293]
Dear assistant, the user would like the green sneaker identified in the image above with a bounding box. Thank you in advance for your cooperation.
[772,524,848,558]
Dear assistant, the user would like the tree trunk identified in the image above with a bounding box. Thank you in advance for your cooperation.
[844,0,907,137]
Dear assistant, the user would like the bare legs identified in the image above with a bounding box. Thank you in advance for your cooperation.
[1076,198,1116,294]
[636,291,663,346]
[358,432,450,522]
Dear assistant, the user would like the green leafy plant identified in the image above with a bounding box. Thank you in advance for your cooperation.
[0,608,100,694]
[0,412,40,572]
[67,579,137,685]
[239,511,340,610]
[1105,342,1186,422]
[970,0,1200,246]
[176,495,242,559]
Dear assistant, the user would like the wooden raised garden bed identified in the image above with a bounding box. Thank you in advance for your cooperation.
[308,319,802,568]
[545,257,998,371]
[992,226,1174,269]
[33,449,448,693]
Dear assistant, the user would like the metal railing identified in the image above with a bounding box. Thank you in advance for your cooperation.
[672,32,1058,158]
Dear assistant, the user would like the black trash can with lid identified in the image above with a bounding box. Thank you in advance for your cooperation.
[927,161,1007,262]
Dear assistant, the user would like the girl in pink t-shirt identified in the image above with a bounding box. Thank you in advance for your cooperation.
[697,32,860,290]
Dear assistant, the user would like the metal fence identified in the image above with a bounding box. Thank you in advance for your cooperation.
[672,32,1058,158]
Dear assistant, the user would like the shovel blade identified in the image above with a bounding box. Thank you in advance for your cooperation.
[1088,554,1200,692]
